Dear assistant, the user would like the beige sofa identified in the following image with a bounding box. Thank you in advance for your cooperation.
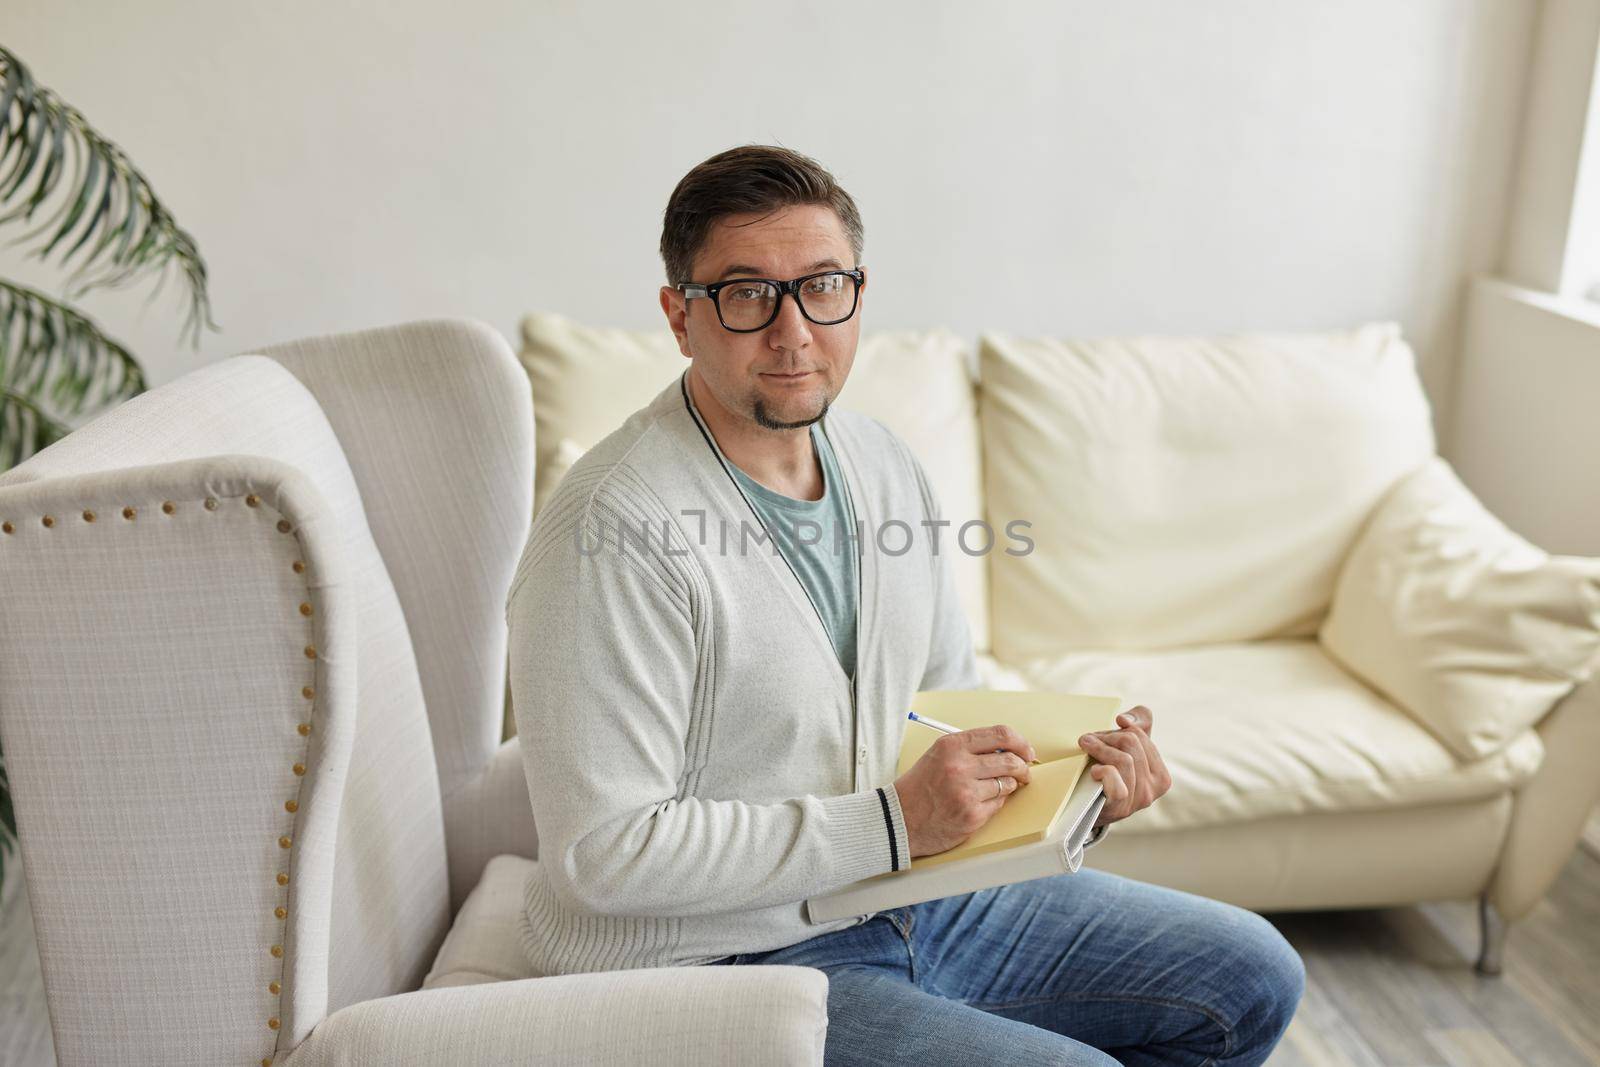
[513,311,1600,976]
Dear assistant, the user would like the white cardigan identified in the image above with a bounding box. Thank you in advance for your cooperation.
[506,370,983,975]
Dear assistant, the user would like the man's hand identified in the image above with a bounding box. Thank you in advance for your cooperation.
[893,725,1036,858]
[1079,705,1172,828]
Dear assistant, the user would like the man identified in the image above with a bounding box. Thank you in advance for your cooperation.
[506,144,1304,1065]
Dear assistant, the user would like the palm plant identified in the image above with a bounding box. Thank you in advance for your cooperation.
[0,43,216,898]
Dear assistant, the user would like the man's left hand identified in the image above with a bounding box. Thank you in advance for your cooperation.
[1078,705,1172,828]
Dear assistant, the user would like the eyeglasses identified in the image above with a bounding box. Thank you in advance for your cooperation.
[676,268,865,333]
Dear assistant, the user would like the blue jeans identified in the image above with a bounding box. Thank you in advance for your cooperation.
[706,868,1304,1065]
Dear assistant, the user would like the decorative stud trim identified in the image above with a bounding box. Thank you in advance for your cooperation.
[272,496,319,1065]
[40,489,324,1059]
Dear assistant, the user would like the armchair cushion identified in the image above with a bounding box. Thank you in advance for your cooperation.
[1319,456,1600,761]
[390,853,825,1065]
[424,854,540,988]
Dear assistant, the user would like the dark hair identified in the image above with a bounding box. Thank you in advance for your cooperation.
[659,145,864,285]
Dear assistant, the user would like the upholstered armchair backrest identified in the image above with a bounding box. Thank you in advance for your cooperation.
[0,320,534,1065]
[258,321,534,807]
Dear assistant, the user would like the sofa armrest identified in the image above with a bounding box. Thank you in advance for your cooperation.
[1491,670,1600,921]
[280,966,828,1066]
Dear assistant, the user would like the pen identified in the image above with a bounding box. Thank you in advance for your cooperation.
[907,711,1039,764]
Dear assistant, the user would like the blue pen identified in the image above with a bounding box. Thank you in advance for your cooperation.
[907,711,1039,764]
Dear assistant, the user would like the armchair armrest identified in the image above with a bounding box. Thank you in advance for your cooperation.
[280,965,828,1066]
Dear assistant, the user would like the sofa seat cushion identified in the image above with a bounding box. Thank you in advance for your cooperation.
[424,854,541,988]
[1014,638,1543,834]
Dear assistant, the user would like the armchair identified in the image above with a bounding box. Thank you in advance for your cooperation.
[0,320,827,1065]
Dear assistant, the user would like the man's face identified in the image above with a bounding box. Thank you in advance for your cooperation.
[660,203,865,432]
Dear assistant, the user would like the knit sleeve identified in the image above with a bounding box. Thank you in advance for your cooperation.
[507,483,903,920]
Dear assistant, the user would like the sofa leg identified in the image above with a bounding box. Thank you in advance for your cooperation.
[1476,894,1506,976]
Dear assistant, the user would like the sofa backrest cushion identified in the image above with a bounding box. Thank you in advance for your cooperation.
[518,312,991,651]
[979,321,1435,661]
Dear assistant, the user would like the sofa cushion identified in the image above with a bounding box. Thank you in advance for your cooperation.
[1015,638,1543,834]
[1319,456,1600,761]
[424,854,541,987]
[979,321,1436,662]
[519,313,684,517]
[518,312,990,650]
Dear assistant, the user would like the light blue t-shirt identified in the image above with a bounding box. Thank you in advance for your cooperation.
[726,421,859,680]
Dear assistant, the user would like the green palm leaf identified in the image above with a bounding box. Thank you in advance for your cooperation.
[0,279,143,469]
[0,44,214,900]
[0,44,215,345]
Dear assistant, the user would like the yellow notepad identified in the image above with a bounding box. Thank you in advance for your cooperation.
[899,690,1123,869]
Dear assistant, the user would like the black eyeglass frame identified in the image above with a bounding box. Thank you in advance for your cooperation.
[676,268,866,333]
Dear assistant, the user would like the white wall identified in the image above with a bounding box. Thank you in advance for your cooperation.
[1454,278,1600,555]
[3,0,1536,451]
[1447,0,1600,557]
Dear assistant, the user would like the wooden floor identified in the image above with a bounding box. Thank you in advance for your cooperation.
[4,815,1598,1065]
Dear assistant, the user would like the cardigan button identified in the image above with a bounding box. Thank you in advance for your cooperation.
[857,745,868,764]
